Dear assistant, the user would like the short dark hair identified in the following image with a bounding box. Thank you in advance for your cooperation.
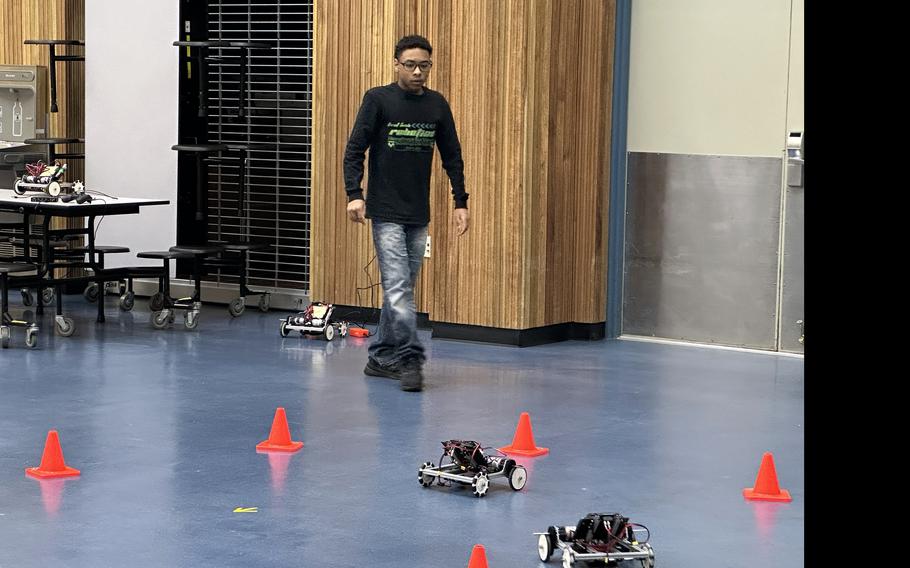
[394,35,432,59]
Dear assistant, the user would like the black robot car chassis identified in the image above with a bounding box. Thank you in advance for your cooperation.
[535,512,654,567]
[418,439,528,497]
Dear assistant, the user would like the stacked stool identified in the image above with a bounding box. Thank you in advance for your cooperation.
[167,39,275,319]
[136,249,202,330]
[165,143,271,318]
[1,262,40,348]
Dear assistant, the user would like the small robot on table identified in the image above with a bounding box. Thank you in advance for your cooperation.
[14,160,85,200]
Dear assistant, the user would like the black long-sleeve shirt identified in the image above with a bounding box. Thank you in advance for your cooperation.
[343,83,468,225]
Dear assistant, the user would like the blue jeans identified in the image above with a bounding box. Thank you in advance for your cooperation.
[368,221,429,367]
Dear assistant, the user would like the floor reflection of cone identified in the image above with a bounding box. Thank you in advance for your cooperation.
[752,501,783,542]
[261,451,292,494]
[38,478,67,516]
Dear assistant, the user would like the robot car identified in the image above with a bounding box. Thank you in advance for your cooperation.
[535,512,654,567]
[279,301,348,341]
[418,439,528,497]
[14,160,83,198]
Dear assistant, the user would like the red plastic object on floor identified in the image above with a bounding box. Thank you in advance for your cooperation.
[499,412,549,457]
[256,407,304,452]
[25,430,81,479]
[348,327,370,337]
[467,544,489,568]
[743,452,792,502]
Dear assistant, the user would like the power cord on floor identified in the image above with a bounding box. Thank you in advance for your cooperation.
[352,253,379,337]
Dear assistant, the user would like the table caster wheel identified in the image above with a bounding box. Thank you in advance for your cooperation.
[55,316,75,337]
[151,310,171,329]
[84,282,100,303]
[119,291,135,311]
[184,310,200,330]
[228,297,245,317]
[25,325,39,349]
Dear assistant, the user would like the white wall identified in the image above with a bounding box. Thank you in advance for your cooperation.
[787,0,804,134]
[85,1,179,269]
[627,0,794,157]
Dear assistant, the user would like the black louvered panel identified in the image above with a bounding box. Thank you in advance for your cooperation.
[205,1,312,292]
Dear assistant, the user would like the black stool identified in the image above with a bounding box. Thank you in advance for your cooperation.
[213,242,272,315]
[1,263,40,349]
[78,245,131,303]
[172,143,228,222]
[204,141,275,315]
[23,39,85,113]
[73,245,152,322]
[171,143,271,316]
[227,41,273,118]
[5,234,80,307]
[166,245,223,312]
[173,40,272,118]
[172,40,230,117]
[23,138,85,164]
[136,250,202,330]
[170,144,228,312]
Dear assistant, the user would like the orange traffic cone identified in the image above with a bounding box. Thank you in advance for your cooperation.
[499,412,548,457]
[743,452,792,502]
[256,407,304,452]
[467,544,488,568]
[25,430,81,479]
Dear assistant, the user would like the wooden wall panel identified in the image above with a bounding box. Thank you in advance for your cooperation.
[312,0,614,330]
[538,0,613,326]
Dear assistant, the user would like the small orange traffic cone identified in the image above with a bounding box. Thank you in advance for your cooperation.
[743,452,792,502]
[467,544,488,568]
[256,407,304,452]
[25,430,81,479]
[499,412,548,457]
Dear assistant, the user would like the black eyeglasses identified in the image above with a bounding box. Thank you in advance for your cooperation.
[400,60,432,71]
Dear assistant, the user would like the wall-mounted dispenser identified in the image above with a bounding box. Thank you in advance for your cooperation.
[786,131,803,188]
[0,65,48,143]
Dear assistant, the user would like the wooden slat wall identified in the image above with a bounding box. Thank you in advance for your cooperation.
[541,0,613,325]
[1,0,85,234]
[312,0,614,329]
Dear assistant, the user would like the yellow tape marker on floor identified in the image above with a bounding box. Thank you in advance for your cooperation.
[233,507,258,513]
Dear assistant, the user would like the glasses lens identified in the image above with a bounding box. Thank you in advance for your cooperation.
[402,61,431,71]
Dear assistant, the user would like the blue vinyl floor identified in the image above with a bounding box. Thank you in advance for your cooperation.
[0,298,804,567]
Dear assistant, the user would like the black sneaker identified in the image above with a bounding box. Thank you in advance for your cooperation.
[364,358,401,380]
[399,359,424,392]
